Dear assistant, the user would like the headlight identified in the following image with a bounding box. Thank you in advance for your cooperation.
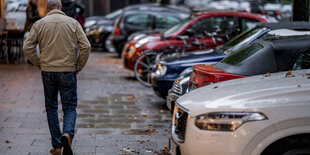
[154,63,167,77]
[84,20,96,28]
[135,37,155,48]
[128,45,136,54]
[195,112,268,131]
[98,25,104,33]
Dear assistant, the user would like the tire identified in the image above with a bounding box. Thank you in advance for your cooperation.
[104,34,116,53]
[134,52,157,87]
[117,42,125,58]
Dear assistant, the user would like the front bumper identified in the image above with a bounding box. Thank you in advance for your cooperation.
[171,112,274,155]
[122,43,137,70]
[151,75,176,99]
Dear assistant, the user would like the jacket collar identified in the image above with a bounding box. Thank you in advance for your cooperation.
[47,9,66,16]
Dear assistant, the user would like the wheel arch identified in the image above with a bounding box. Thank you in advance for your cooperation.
[249,126,310,155]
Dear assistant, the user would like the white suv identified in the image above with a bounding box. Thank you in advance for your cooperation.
[170,69,310,155]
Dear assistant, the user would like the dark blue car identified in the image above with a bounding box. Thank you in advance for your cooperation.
[151,22,309,99]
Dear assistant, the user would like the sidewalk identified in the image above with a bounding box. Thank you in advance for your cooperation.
[0,52,171,155]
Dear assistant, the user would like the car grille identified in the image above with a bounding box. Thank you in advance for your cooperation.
[172,80,181,95]
[173,105,189,142]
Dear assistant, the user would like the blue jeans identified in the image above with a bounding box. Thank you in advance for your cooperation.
[41,71,77,149]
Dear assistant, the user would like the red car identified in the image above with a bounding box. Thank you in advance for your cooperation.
[188,28,310,91]
[123,11,269,70]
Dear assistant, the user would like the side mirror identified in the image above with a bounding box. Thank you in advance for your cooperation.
[183,28,195,37]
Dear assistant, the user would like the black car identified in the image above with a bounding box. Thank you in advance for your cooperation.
[85,9,123,51]
[111,4,191,57]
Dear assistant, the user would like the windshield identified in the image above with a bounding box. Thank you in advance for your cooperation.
[220,43,263,65]
[220,27,268,53]
[104,9,122,19]
[164,17,194,36]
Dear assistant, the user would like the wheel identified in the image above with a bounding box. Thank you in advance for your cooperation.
[104,34,115,53]
[134,52,157,87]
[262,134,310,155]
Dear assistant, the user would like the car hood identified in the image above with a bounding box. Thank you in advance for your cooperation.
[160,50,227,66]
[177,69,310,116]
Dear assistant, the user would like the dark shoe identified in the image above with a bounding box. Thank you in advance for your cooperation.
[49,147,61,155]
[61,133,73,155]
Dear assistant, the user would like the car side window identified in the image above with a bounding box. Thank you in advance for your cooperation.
[155,15,180,29]
[241,18,261,31]
[125,14,150,28]
[190,17,237,37]
[292,50,310,70]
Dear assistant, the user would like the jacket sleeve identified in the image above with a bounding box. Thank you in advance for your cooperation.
[76,21,91,72]
[23,24,40,69]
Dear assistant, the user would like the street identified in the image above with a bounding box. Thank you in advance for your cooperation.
[0,52,171,155]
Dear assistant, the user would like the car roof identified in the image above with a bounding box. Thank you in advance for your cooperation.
[177,69,310,115]
[259,22,310,30]
[124,3,190,13]
[193,11,268,21]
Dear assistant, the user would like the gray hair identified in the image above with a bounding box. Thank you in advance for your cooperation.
[46,0,62,10]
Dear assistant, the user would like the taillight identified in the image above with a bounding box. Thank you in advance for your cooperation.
[114,27,121,36]
[274,10,282,16]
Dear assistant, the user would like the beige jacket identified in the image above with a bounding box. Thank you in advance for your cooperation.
[23,9,91,72]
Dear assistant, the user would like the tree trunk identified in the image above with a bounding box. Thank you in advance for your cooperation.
[292,0,310,21]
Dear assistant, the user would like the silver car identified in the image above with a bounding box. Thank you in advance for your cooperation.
[170,69,310,155]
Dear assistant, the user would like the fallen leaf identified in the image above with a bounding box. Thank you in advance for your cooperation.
[8,146,11,149]
[5,140,10,143]
[128,143,133,146]
[285,71,292,77]
[142,114,148,118]
[265,72,270,77]
[137,140,145,144]
[163,145,169,152]
[213,86,218,89]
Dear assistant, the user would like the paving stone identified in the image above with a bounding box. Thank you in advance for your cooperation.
[0,53,171,154]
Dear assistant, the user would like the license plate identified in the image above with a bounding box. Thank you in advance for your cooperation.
[169,138,178,155]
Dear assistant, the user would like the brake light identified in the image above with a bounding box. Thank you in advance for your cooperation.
[114,27,121,36]
[274,10,282,16]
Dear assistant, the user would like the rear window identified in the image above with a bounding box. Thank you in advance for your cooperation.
[221,43,263,65]
[125,14,149,28]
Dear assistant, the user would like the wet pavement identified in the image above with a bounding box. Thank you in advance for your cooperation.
[0,52,171,155]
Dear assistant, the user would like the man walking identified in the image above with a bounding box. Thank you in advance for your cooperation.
[23,0,91,154]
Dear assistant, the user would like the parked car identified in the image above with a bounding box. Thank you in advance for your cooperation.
[156,22,310,102]
[189,28,310,92]
[123,11,269,70]
[151,22,276,100]
[85,4,169,51]
[111,4,191,57]
[170,69,310,155]
[85,9,122,51]
[263,3,283,21]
